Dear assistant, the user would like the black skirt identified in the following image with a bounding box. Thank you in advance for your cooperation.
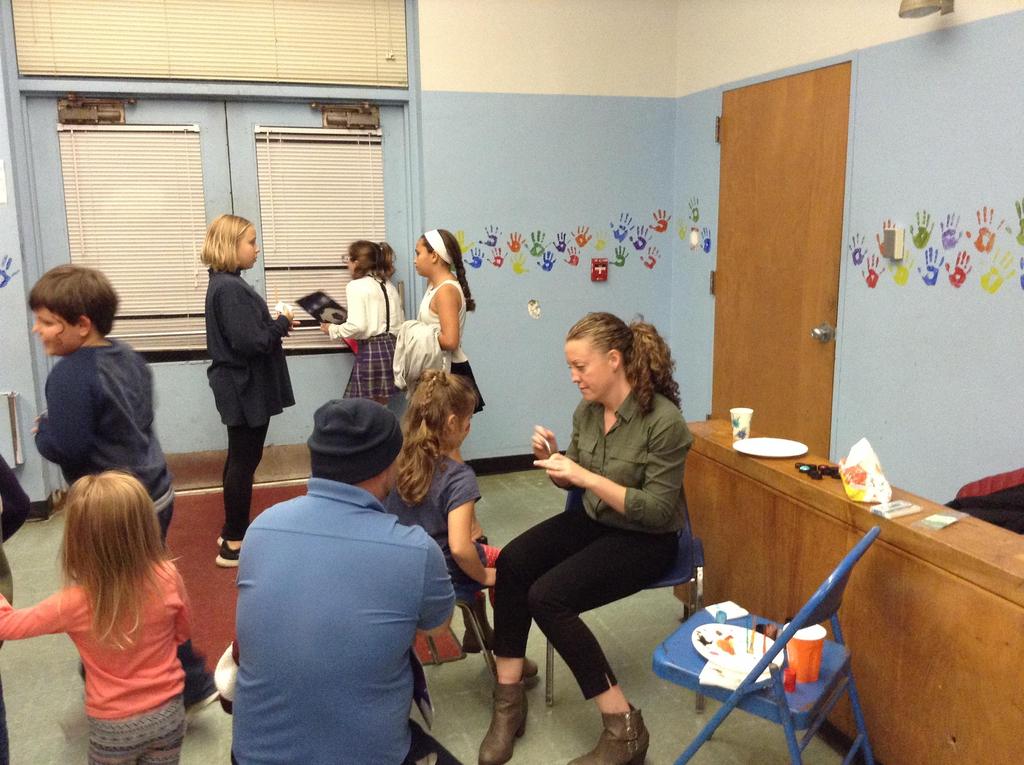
[451,359,485,413]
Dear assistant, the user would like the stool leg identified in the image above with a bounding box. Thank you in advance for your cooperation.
[456,600,497,681]
[545,638,555,706]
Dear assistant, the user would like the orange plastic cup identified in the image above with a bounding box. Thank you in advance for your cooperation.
[786,624,826,683]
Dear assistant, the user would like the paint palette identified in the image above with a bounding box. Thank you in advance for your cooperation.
[691,623,780,676]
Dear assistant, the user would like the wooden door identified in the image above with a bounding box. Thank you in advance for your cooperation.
[711,63,851,456]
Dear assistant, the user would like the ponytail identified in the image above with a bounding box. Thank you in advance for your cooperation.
[395,370,477,505]
[348,239,396,280]
[566,312,681,415]
[435,229,476,312]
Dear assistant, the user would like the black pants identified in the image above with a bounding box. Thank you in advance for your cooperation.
[221,422,269,542]
[493,504,677,699]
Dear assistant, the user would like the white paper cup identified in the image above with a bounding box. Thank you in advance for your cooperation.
[730,407,753,441]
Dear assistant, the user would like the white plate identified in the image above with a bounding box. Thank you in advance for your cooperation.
[691,623,779,676]
[733,437,808,458]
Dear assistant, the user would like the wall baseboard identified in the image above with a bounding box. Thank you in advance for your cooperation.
[166,447,535,492]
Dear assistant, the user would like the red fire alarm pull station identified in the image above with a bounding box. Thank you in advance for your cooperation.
[591,258,608,282]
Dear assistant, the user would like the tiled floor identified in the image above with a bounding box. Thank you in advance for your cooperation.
[1,470,843,764]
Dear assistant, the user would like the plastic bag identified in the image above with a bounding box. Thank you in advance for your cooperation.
[838,437,892,503]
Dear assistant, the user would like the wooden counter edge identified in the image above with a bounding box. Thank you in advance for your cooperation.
[688,420,1024,608]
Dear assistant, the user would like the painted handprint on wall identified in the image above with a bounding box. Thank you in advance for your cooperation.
[862,254,884,289]
[529,231,546,258]
[612,246,629,268]
[965,207,1003,254]
[489,247,505,268]
[455,230,473,253]
[875,218,894,258]
[564,246,579,266]
[554,233,568,253]
[944,251,972,288]
[910,210,933,249]
[979,251,1015,294]
[594,233,608,251]
[611,213,633,242]
[629,225,648,251]
[482,225,500,248]
[701,227,712,254]
[507,232,524,253]
[940,214,961,250]
[688,197,700,223]
[890,252,914,286]
[848,234,866,266]
[640,246,659,270]
[573,226,592,248]
[651,209,670,233]
[1014,198,1024,247]
[917,247,944,286]
[541,251,556,272]
[512,253,529,275]
[467,247,484,269]
[688,226,700,251]
[0,255,20,288]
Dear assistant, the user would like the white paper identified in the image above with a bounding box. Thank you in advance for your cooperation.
[704,600,749,620]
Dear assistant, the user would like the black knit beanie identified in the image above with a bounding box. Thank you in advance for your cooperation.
[307,399,403,485]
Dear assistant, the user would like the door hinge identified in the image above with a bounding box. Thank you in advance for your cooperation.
[709,270,716,296]
[715,115,721,143]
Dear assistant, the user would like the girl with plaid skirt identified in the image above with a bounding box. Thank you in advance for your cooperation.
[321,240,405,403]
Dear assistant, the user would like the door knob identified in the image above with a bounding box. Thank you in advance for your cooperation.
[810,323,835,343]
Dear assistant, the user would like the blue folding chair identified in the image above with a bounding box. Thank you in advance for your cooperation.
[545,487,705,706]
[652,525,880,765]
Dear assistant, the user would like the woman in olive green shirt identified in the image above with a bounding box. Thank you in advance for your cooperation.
[479,312,693,765]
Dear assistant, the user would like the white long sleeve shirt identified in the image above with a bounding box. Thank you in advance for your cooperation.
[327,276,404,341]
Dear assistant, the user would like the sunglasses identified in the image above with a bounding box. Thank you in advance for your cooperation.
[795,463,841,480]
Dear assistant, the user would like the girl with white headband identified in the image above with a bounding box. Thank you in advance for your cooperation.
[414,228,485,413]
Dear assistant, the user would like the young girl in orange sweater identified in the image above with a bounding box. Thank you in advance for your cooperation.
[0,471,192,763]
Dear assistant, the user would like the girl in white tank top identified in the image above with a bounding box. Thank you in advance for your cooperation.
[414,229,485,412]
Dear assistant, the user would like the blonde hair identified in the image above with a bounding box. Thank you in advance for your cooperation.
[395,371,477,505]
[566,312,681,415]
[61,471,168,648]
[201,214,253,272]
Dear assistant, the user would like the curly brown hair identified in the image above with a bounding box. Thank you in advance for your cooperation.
[566,312,680,415]
[394,370,477,506]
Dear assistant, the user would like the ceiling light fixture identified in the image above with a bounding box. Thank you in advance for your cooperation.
[899,0,954,18]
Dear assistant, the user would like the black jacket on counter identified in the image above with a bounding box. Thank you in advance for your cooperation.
[205,269,295,428]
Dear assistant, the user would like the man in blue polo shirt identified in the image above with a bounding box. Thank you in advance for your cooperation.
[232,399,457,764]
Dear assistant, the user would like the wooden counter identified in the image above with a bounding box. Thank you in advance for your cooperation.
[683,420,1024,764]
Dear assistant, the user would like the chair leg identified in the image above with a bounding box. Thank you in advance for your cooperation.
[844,669,875,765]
[455,600,497,681]
[769,671,804,764]
[545,638,555,706]
[691,568,706,713]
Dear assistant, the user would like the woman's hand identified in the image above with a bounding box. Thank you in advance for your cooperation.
[531,425,557,459]
[483,567,497,588]
[319,322,331,335]
[534,452,586,487]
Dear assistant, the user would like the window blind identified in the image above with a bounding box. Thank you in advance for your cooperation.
[255,126,385,350]
[58,125,208,351]
[12,0,407,87]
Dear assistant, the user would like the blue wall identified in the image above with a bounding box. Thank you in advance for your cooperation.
[662,11,1024,501]
[420,91,678,455]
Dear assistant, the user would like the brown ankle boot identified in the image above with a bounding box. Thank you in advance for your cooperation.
[462,594,494,654]
[568,706,649,765]
[478,682,527,765]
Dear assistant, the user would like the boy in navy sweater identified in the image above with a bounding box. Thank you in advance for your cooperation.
[29,264,217,710]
